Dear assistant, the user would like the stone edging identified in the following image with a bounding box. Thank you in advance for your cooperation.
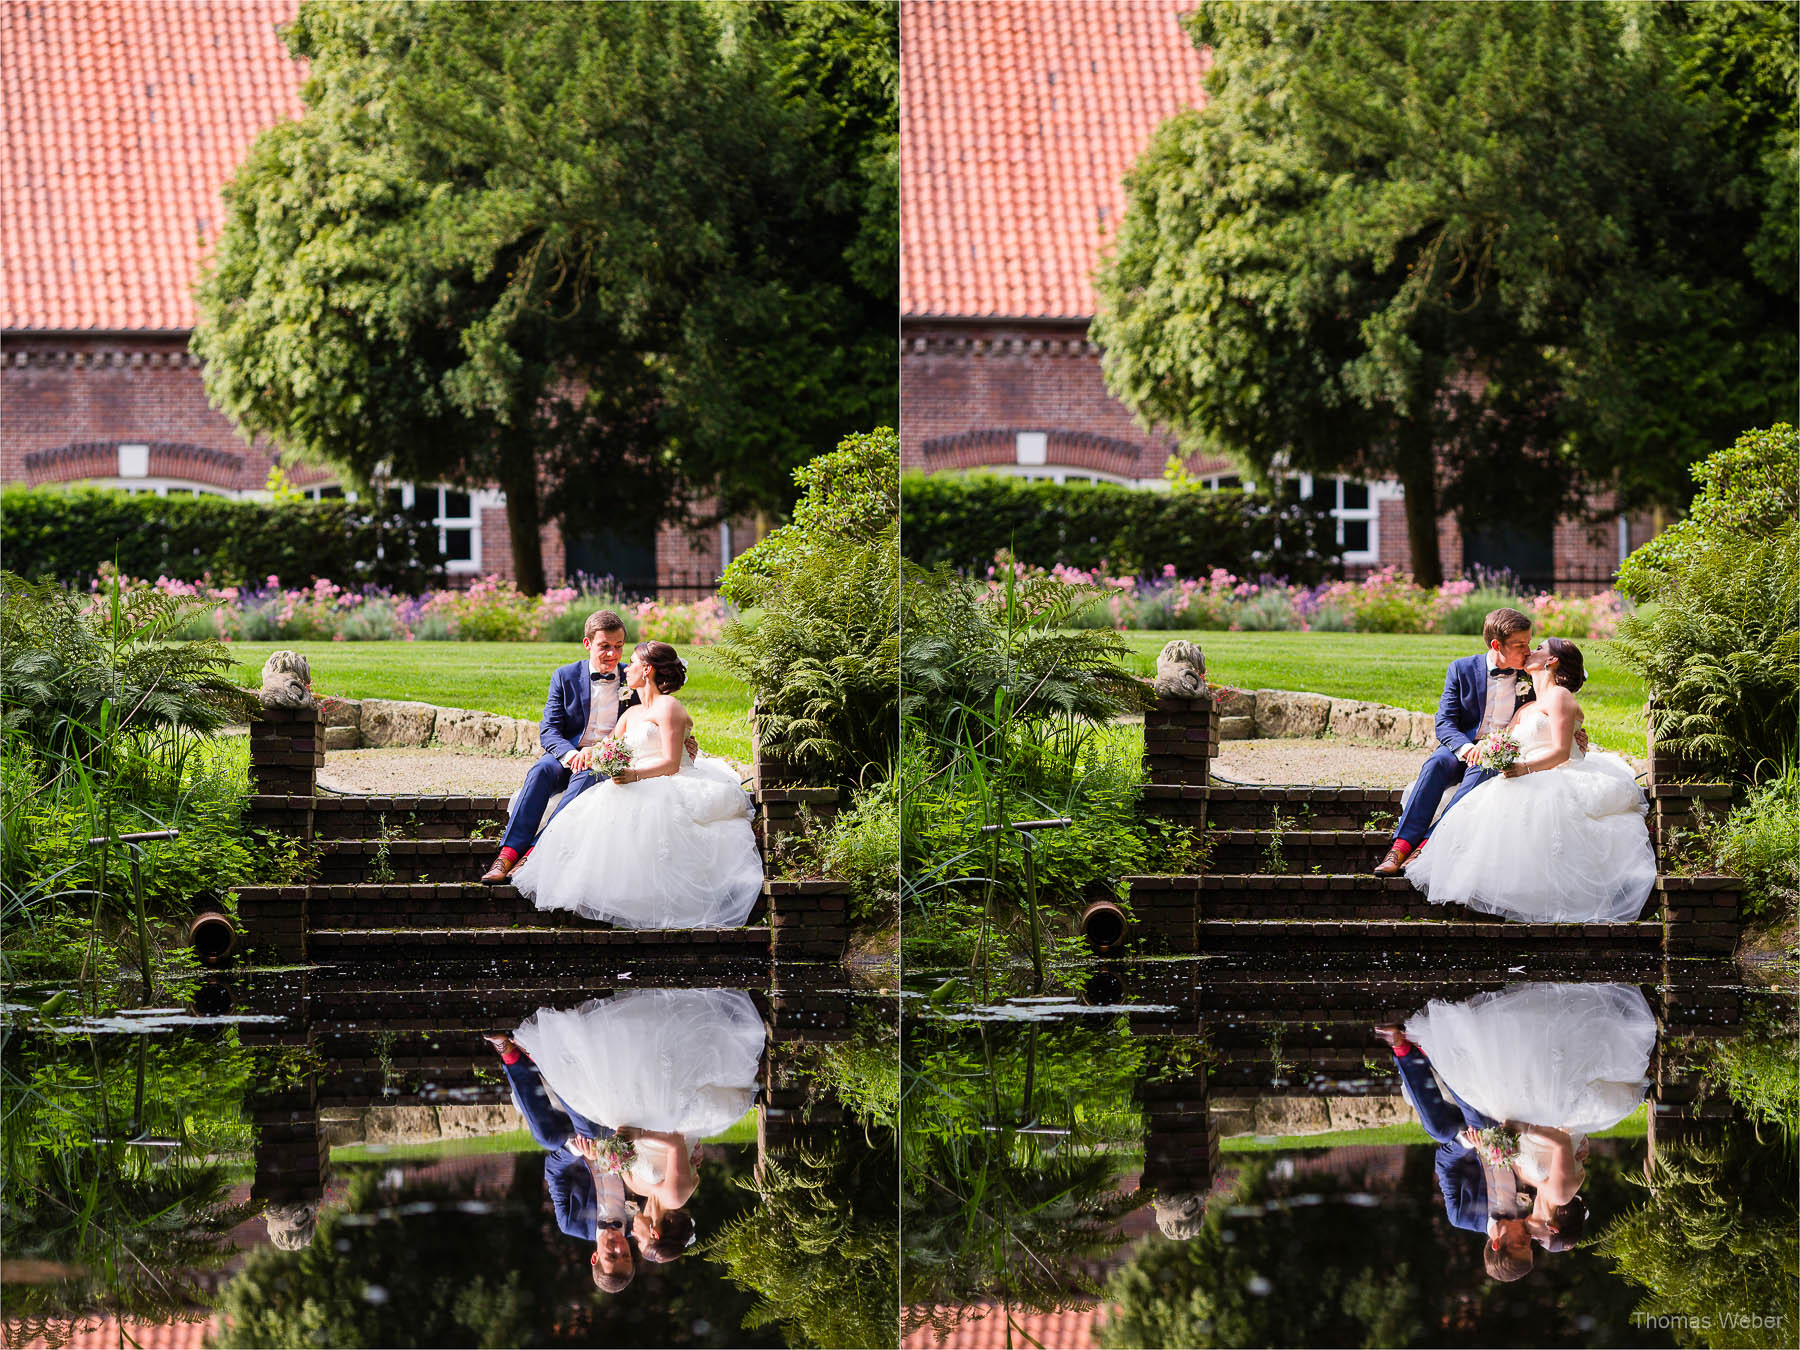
[318,697,541,756]
[1217,688,1435,748]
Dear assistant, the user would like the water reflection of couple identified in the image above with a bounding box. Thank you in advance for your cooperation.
[1378,982,1656,1282]
[484,989,765,1291]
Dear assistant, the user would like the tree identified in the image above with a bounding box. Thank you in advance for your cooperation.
[1093,1,1797,586]
[194,1,896,592]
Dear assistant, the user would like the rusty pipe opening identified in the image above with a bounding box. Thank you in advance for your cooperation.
[1080,900,1129,955]
[188,911,237,967]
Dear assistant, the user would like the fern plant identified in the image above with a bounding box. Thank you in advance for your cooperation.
[1612,520,1798,782]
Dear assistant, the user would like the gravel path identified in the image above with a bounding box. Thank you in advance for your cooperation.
[317,748,754,796]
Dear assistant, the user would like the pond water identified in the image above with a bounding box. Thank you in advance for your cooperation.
[4,952,1792,1348]
[3,961,897,1349]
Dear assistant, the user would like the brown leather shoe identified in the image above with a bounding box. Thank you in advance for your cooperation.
[1372,845,1409,876]
[1373,1024,1410,1051]
[480,854,517,885]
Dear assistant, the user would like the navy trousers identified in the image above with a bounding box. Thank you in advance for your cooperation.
[1391,1042,1491,1142]
[1394,746,1494,847]
[502,1054,609,1147]
[499,752,607,854]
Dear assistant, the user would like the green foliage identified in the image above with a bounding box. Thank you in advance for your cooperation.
[1613,519,1798,782]
[899,473,1338,582]
[1,486,442,591]
[1618,424,1800,601]
[707,1141,899,1350]
[711,526,899,785]
[817,779,901,927]
[193,1,896,590]
[1597,1127,1799,1349]
[0,573,257,761]
[721,426,899,607]
[1093,2,1797,584]
[1702,994,1799,1141]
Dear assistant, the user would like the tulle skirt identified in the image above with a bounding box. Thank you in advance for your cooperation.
[512,989,765,1138]
[510,754,764,928]
[1404,750,1657,923]
[1404,981,1657,1135]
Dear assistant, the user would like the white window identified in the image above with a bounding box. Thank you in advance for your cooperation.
[382,483,487,575]
[1015,431,1048,466]
[86,477,234,498]
[997,465,1149,489]
[304,484,355,502]
[117,444,149,478]
[1291,474,1380,564]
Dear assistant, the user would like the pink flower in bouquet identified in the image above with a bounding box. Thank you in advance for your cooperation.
[1475,729,1522,773]
[595,738,633,778]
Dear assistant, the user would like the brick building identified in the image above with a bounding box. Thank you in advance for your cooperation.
[1,0,742,593]
[899,0,1647,587]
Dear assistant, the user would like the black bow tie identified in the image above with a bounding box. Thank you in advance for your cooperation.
[1491,667,1520,678]
[591,670,618,683]
[597,1219,624,1230]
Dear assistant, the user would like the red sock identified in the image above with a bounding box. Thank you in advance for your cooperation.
[497,846,520,865]
[1389,839,1415,861]
[500,1048,523,1065]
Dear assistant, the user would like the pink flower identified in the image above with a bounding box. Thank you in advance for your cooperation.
[332,632,346,642]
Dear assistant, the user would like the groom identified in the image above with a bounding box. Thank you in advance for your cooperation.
[1373,607,1564,876]
[481,610,638,885]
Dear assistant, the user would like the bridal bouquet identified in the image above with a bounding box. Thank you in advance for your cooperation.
[1474,729,1522,773]
[589,1136,638,1175]
[1473,1126,1521,1167]
[594,738,633,778]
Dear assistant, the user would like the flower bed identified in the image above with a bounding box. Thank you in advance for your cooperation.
[92,569,731,645]
[985,556,1627,638]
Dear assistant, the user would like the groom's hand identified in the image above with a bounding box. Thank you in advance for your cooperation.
[685,732,700,759]
[1574,727,1589,752]
[1458,744,1481,766]
[567,747,595,773]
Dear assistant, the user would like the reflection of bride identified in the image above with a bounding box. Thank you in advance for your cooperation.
[513,987,765,1187]
[510,642,764,928]
[1406,980,1657,1140]
[1406,638,1657,924]
[1407,981,1656,1255]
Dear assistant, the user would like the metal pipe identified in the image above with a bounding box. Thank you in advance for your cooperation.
[1079,900,1129,955]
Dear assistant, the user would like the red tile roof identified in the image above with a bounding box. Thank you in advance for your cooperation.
[901,0,1208,321]
[2,0,304,332]
[904,1304,1114,1350]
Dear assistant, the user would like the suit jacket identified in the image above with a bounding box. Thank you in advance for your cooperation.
[539,659,640,763]
[1437,1145,1490,1234]
[1435,653,1499,758]
[545,1148,642,1243]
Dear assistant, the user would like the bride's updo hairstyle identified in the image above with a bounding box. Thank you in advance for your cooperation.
[634,641,687,694]
[642,1210,696,1263]
[1544,637,1586,693]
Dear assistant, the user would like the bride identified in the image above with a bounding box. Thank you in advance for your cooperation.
[510,640,764,928]
[1405,637,1657,923]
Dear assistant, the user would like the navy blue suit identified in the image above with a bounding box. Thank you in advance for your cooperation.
[499,659,639,855]
[1392,653,1505,847]
[1391,1042,1497,1234]
[503,1054,617,1242]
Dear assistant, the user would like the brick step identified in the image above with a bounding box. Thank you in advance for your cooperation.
[238,882,772,934]
[248,794,512,840]
[311,839,497,884]
[307,926,772,961]
[1142,785,1404,832]
[1206,829,1394,873]
[1128,874,1664,927]
[1188,918,1664,959]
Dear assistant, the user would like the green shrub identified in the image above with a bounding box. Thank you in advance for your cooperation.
[900,472,1339,582]
[1617,424,1799,601]
[1437,585,1527,636]
[0,487,444,591]
[721,426,898,607]
[818,779,901,927]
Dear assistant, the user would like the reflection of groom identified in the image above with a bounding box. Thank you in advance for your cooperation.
[1375,608,1559,876]
[484,1033,639,1292]
[482,611,637,884]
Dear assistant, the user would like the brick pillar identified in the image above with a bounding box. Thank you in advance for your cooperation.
[750,702,808,793]
[1658,876,1742,957]
[248,703,322,840]
[1143,691,1219,787]
[1122,876,1198,953]
[755,993,852,1181]
[767,879,851,961]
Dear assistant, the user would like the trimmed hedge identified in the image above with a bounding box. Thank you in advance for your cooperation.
[1,487,445,591]
[900,473,1342,582]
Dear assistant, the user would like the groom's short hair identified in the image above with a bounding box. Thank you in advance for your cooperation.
[583,610,628,642]
[1482,608,1532,646]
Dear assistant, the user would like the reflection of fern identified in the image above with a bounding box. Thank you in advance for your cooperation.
[707,1140,898,1350]
[1595,1128,1798,1350]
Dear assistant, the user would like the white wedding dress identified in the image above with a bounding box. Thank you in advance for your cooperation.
[1404,981,1657,1136]
[1404,704,1657,923]
[512,989,765,1141]
[510,720,764,928]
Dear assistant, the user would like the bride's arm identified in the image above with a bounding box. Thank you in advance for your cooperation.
[1504,688,1576,777]
[614,705,691,783]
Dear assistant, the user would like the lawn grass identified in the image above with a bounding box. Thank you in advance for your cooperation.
[329,1107,759,1162]
[1219,1101,1649,1152]
[1118,631,1648,753]
[227,641,754,762]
